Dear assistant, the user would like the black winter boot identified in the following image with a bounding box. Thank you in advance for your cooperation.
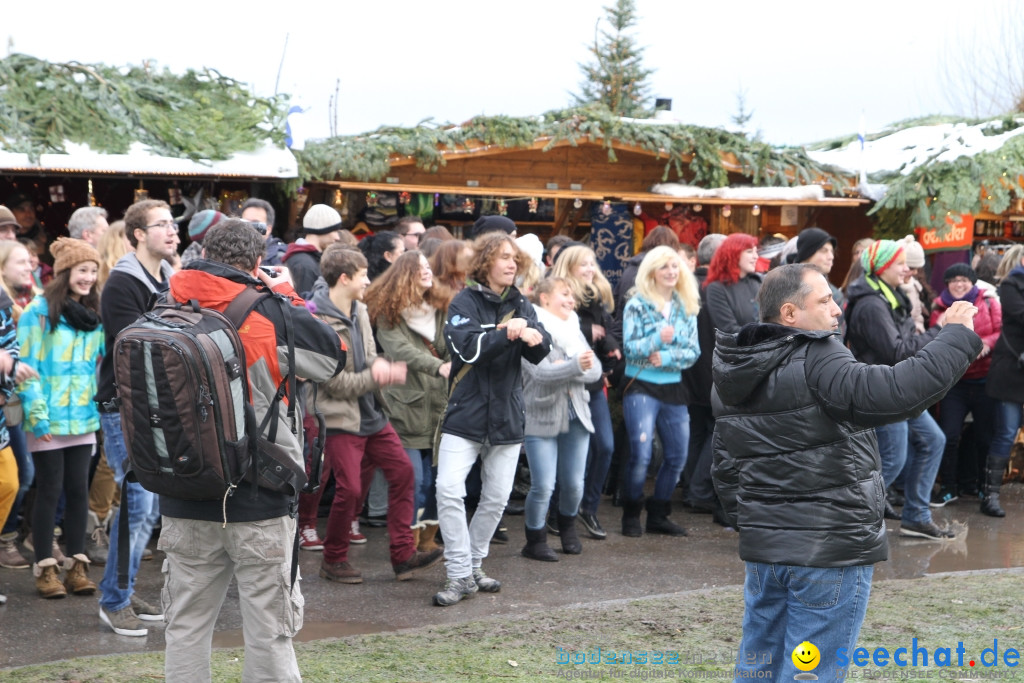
[557,514,582,555]
[981,457,1007,518]
[645,498,688,537]
[621,497,644,537]
[521,526,558,562]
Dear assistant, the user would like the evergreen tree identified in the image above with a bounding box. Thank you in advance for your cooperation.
[574,0,654,118]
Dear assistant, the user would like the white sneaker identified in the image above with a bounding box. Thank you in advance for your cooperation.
[350,520,367,545]
[298,526,324,551]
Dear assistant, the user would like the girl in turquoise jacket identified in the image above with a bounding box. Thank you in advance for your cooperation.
[18,238,104,598]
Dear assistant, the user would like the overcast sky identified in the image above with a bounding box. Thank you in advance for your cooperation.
[2,0,1014,147]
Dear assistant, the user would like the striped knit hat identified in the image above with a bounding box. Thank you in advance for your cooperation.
[188,210,226,243]
[860,239,905,277]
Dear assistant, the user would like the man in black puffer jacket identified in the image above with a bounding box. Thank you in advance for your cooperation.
[711,264,980,681]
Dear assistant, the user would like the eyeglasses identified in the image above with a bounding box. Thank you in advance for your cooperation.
[144,220,177,231]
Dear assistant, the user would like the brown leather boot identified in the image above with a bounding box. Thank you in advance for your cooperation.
[34,557,67,599]
[63,554,97,595]
[411,526,421,549]
[418,523,440,553]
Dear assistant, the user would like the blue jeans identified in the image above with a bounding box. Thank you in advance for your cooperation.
[524,418,591,530]
[989,400,1024,463]
[875,421,908,490]
[1,423,32,535]
[405,447,438,523]
[98,412,159,612]
[623,392,689,501]
[737,561,873,681]
[580,389,615,516]
[876,412,945,524]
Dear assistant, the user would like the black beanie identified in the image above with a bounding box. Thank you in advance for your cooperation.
[792,227,837,265]
[469,215,517,240]
[943,263,977,284]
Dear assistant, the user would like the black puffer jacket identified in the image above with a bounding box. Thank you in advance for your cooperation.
[988,267,1024,403]
[442,283,551,445]
[845,276,939,365]
[704,274,762,334]
[712,322,980,568]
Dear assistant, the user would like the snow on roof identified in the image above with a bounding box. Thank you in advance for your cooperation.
[651,183,825,201]
[807,118,1024,177]
[0,140,298,178]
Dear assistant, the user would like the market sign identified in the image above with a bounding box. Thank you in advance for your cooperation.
[915,214,974,253]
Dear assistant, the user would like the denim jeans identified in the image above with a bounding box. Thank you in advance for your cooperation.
[524,418,591,530]
[580,389,615,516]
[875,421,908,490]
[99,412,159,612]
[405,447,438,522]
[902,411,945,524]
[1,423,32,535]
[936,379,996,492]
[435,434,519,578]
[737,561,874,680]
[989,400,1024,462]
[623,392,689,501]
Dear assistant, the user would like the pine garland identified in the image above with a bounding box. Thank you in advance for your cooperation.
[295,104,852,193]
[0,54,288,162]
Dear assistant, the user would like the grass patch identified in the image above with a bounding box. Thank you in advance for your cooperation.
[5,570,1024,682]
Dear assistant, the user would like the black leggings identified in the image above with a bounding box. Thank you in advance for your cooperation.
[31,445,93,562]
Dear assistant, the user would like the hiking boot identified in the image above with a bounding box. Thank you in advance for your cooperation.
[350,520,367,544]
[433,575,478,606]
[320,560,363,584]
[130,593,164,621]
[99,604,148,636]
[899,520,955,540]
[393,547,444,581]
[578,511,607,540]
[299,525,324,551]
[472,567,501,593]
[63,554,97,595]
[0,533,29,569]
[929,489,959,508]
[33,558,66,599]
[86,524,110,565]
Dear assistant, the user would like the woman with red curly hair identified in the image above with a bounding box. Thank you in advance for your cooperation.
[704,233,762,334]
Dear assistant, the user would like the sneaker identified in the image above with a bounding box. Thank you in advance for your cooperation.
[141,548,153,561]
[0,535,29,569]
[130,593,164,621]
[299,526,324,551]
[432,575,478,606]
[24,536,66,565]
[319,560,363,584]
[471,567,501,593]
[929,489,959,508]
[578,511,607,540]
[900,520,955,540]
[393,547,444,581]
[349,520,367,545]
[491,525,509,544]
[99,604,148,636]
[359,513,387,528]
[0,592,6,604]
[86,525,110,565]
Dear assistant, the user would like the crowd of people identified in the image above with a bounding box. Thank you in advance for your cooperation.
[0,192,1020,680]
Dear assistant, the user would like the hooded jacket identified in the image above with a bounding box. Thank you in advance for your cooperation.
[161,260,345,522]
[987,266,1024,403]
[845,275,940,366]
[442,282,551,445]
[712,322,980,568]
[282,242,321,298]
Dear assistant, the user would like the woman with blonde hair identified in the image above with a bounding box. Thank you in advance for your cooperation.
[97,220,130,291]
[620,245,700,538]
[549,245,621,539]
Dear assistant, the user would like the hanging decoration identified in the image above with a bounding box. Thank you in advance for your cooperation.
[497,198,508,216]
[434,192,440,207]
[664,203,674,211]
[398,191,412,205]
[87,179,96,207]
[134,180,149,202]
[601,200,613,216]
[462,197,475,214]
[48,184,65,203]
[366,191,379,208]
[633,202,643,216]
[528,197,538,213]
[573,198,583,209]
[721,205,732,218]
[693,203,702,212]
[751,205,761,217]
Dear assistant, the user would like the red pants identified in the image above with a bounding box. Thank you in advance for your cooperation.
[310,424,414,566]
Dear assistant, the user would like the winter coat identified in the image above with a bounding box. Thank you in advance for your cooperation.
[442,282,551,445]
[17,296,104,439]
[0,290,19,449]
[162,260,345,523]
[264,236,287,267]
[704,274,762,334]
[522,316,602,438]
[376,309,450,449]
[577,296,621,393]
[281,242,321,298]
[712,322,981,568]
[622,291,699,384]
[930,288,1001,380]
[987,267,1024,403]
[680,266,714,406]
[611,252,646,342]
[845,275,940,366]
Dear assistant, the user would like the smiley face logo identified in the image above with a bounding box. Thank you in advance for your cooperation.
[792,641,820,672]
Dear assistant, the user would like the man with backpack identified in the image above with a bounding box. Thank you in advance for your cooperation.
[96,199,178,636]
[158,220,345,682]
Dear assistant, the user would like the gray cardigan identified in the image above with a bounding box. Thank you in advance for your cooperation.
[521,331,603,438]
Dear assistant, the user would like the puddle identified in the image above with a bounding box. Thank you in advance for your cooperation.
[212,620,385,648]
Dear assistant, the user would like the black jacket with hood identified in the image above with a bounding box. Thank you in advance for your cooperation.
[845,275,940,366]
[442,282,551,445]
[711,322,980,568]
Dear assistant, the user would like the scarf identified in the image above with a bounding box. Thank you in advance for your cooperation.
[401,301,436,342]
[940,285,979,308]
[63,298,100,332]
[535,306,588,358]
[865,275,904,311]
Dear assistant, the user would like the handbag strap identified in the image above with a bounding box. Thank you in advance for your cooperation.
[447,309,517,398]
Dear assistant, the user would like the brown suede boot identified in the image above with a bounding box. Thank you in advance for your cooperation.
[411,526,421,549]
[418,523,440,553]
[34,557,67,599]
[63,554,97,595]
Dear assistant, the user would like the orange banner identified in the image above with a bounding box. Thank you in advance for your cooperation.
[915,214,974,253]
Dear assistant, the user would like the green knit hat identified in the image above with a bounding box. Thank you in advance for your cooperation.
[861,240,905,277]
